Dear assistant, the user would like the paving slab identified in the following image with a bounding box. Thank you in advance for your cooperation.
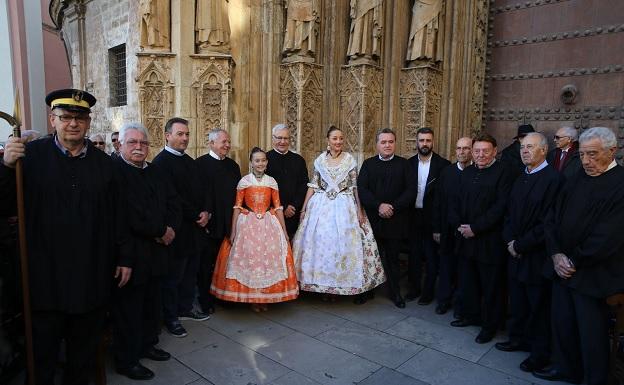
[268,370,322,385]
[205,306,295,350]
[357,367,430,385]
[312,299,408,331]
[187,379,216,385]
[257,332,380,385]
[105,356,201,385]
[397,348,532,385]
[478,346,569,385]
[259,303,348,337]
[158,320,223,356]
[385,317,493,363]
[316,321,424,368]
[177,332,290,385]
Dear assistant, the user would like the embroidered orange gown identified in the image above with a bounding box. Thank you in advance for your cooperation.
[210,174,299,303]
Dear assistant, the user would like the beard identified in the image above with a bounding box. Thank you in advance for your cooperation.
[417,146,432,156]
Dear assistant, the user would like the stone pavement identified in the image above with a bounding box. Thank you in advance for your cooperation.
[105,291,570,385]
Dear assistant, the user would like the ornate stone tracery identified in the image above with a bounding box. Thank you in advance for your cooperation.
[339,64,383,163]
[280,62,323,166]
[191,55,233,155]
[136,53,175,159]
[399,65,442,157]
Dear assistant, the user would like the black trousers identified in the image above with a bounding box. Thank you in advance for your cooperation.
[376,238,402,299]
[458,257,504,332]
[507,275,550,361]
[31,307,105,385]
[198,237,221,312]
[551,281,609,385]
[408,214,439,297]
[437,250,458,306]
[161,251,199,324]
[112,277,161,369]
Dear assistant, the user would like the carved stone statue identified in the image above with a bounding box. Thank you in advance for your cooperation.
[196,0,231,54]
[347,0,383,65]
[406,0,445,65]
[282,0,319,63]
[140,0,170,50]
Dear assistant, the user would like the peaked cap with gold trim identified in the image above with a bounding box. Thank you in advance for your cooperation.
[45,88,96,113]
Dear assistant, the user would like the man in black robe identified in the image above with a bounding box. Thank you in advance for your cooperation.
[431,137,472,315]
[500,124,534,180]
[1,89,123,384]
[546,126,581,180]
[112,123,182,380]
[196,128,241,315]
[153,118,210,338]
[358,128,417,308]
[449,133,513,344]
[265,124,308,238]
[534,127,624,385]
[496,133,562,373]
[407,127,450,305]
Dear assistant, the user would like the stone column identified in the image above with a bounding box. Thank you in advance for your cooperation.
[190,54,233,157]
[136,53,176,160]
[339,63,383,164]
[280,61,323,167]
[399,64,442,157]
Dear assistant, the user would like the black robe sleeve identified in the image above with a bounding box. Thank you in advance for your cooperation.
[470,164,513,235]
[356,159,381,211]
[392,160,417,211]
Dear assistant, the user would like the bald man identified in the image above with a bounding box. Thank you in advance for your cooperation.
[432,137,472,315]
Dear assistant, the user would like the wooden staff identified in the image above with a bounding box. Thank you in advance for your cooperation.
[0,91,35,385]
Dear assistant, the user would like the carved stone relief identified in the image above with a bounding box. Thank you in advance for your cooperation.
[191,55,233,156]
[279,62,323,166]
[399,65,442,157]
[136,53,175,159]
[339,64,383,163]
[470,0,489,135]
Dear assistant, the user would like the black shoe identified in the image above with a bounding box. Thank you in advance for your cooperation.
[519,357,549,373]
[116,364,155,380]
[354,294,368,305]
[178,308,210,321]
[475,329,495,344]
[435,302,451,315]
[393,295,406,308]
[405,290,421,302]
[201,304,216,315]
[417,294,433,305]
[532,366,582,384]
[494,340,530,352]
[450,318,480,327]
[165,321,188,338]
[142,346,171,361]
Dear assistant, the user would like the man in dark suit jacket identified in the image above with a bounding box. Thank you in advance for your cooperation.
[358,128,417,308]
[546,126,581,180]
[407,127,450,305]
[500,124,535,181]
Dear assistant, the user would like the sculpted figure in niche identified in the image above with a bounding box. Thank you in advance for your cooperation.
[347,0,383,65]
[406,0,445,65]
[140,0,171,50]
[283,0,320,63]
[196,0,231,54]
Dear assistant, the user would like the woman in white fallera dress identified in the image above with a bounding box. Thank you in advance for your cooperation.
[292,126,385,303]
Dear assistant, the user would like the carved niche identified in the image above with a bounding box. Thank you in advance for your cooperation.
[339,64,383,163]
[470,0,489,136]
[279,62,323,165]
[399,64,442,157]
[191,56,233,156]
[136,53,175,159]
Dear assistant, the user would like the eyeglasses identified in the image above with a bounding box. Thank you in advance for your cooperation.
[53,114,90,124]
[125,139,150,147]
[272,135,290,141]
[93,141,105,145]
[553,135,569,140]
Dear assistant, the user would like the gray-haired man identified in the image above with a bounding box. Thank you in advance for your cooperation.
[535,127,624,385]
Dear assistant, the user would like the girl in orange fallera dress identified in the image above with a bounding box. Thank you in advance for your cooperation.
[210,147,299,312]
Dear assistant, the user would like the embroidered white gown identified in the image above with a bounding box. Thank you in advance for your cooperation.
[292,152,386,295]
